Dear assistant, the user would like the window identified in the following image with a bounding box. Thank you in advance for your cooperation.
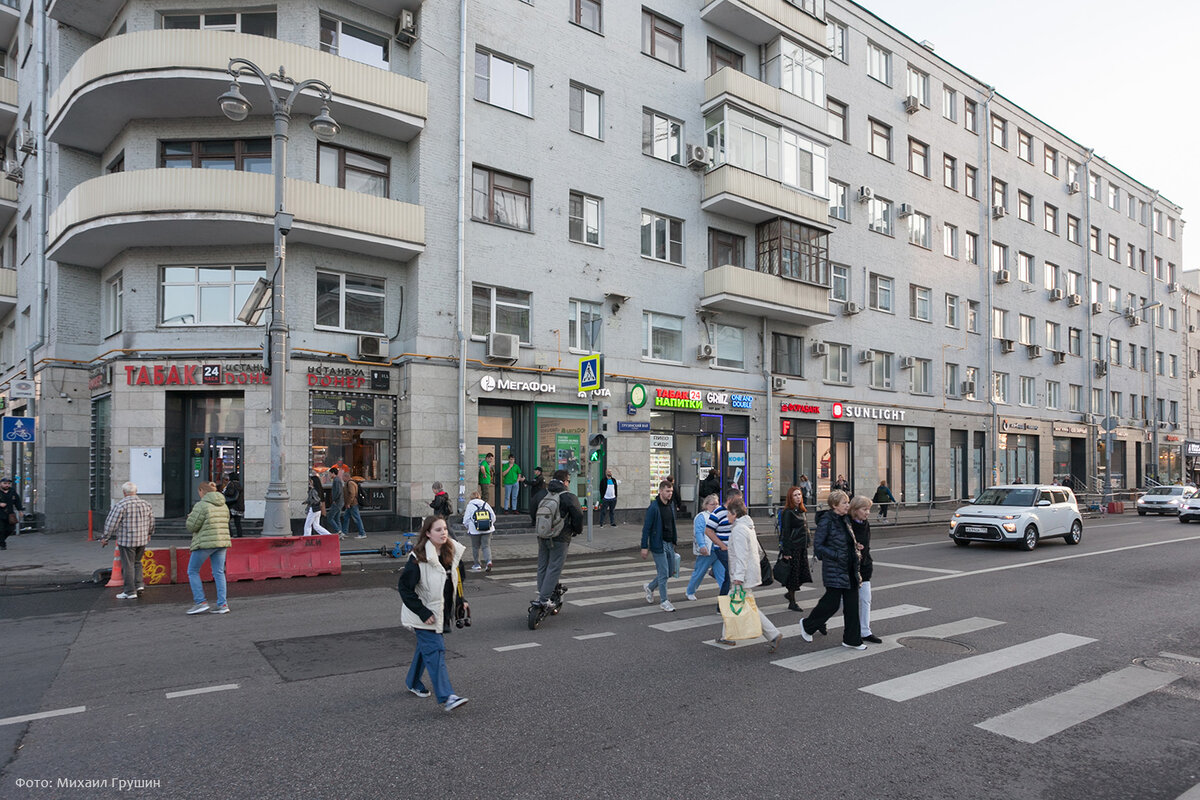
[1068,327,1081,356]
[569,299,602,352]
[1044,262,1060,292]
[871,352,894,390]
[1139,249,1147,272]
[968,301,981,333]
[1089,173,1100,200]
[965,232,978,265]
[715,324,745,369]
[160,138,271,172]
[1045,321,1060,351]
[1069,384,1082,413]
[569,83,603,139]
[1126,244,1136,268]
[1108,184,1120,210]
[946,294,959,328]
[1018,192,1032,222]
[825,343,850,384]
[831,264,849,302]
[104,274,123,337]
[1044,145,1058,176]
[569,192,602,246]
[708,40,743,75]
[908,138,930,177]
[1170,400,1179,423]
[643,109,682,164]
[1067,215,1080,244]
[867,42,891,85]
[709,229,745,268]
[773,333,804,376]
[1108,235,1119,262]
[965,367,979,399]
[910,285,931,321]
[317,143,389,197]
[1128,195,1138,220]
[755,219,829,285]
[161,265,265,326]
[991,115,1007,148]
[1019,314,1035,345]
[572,0,602,33]
[964,99,978,133]
[642,311,683,362]
[993,372,1009,404]
[868,196,892,235]
[870,273,893,312]
[472,166,531,230]
[827,99,847,141]
[826,19,847,62]
[908,212,931,249]
[1168,217,1177,239]
[992,242,1008,274]
[906,67,930,106]
[780,130,829,194]
[868,118,892,160]
[164,12,276,36]
[779,39,825,104]
[1017,130,1033,162]
[1044,203,1058,235]
[992,178,1007,209]
[992,308,1008,340]
[1067,159,1079,185]
[321,15,388,69]
[474,49,532,115]
[943,154,957,190]
[642,10,682,68]
[1046,381,1060,410]
[943,224,958,258]
[945,363,960,397]
[641,210,683,264]
[965,165,978,198]
[1089,226,1101,254]
[1091,333,1103,360]
[828,180,849,221]
[1090,279,1101,304]
[1169,307,1178,331]
[942,86,957,121]
[1020,376,1035,406]
[1017,252,1033,284]
[1109,337,1121,364]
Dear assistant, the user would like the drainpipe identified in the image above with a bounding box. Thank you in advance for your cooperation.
[455,0,468,511]
[1148,190,1159,482]
[762,317,773,510]
[1081,148,1095,490]
[981,86,997,485]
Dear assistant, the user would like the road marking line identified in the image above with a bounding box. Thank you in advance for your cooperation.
[1159,651,1200,663]
[577,586,786,608]
[493,643,541,652]
[485,556,636,574]
[860,633,1096,702]
[1175,780,1200,799]
[165,684,240,699]
[505,569,658,588]
[772,617,1003,671]
[872,541,951,552]
[710,605,933,650]
[491,560,651,581]
[573,632,616,640]
[871,561,962,574]
[0,706,87,726]
[646,600,796,629]
[975,665,1179,743]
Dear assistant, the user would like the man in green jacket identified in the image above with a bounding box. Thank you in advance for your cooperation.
[478,452,494,507]
[500,454,524,514]
[185,481,232,615]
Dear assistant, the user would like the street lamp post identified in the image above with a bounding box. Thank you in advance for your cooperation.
[1103,301,1160,508]
[219,60,339,535]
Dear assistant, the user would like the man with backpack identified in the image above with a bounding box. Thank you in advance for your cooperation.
[533,469,583,609]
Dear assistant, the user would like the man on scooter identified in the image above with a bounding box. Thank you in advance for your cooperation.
[534,469,583,608]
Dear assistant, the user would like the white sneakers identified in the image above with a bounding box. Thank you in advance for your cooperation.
[660,600,676,612]
[798,623,814,642]
[444,695,469,712]
[115,591,138,600]
[643,583,654,604]
[842,642,867,651]
[685,593,698,601]
[470,564,483,572]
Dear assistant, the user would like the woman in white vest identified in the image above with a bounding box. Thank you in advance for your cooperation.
[398,516,469,711]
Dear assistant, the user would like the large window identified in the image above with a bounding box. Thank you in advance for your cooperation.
[709,229,745,268]
[773,333,804,377]
[474,49,532,115]
[642,10,682,67]
[825,343,850,384]
[868,196,892,235]
[868,118,892,160]
[572,0,602,32]
[641,211,683,264]
[755,219,828,285]
[569,82,603,139]
[161,265,265,326]
[317,144,389,197]
[163,11,276,36]
[569,192,602,246]
[870,273,894,312]
[569,299,602,352]
[778,38,825,104]
[104,274,123,337]
[317,271,386,334]
[160,138,270,172]
[472,284,531,343]
[320,15,388,69]
[472,166,531,230]
[867,41,891,85]
[643,109,683,164]
[643,312,683,362]
[715,325,745,369]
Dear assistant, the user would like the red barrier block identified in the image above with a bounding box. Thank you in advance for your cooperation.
[141,547,173,586]
[1106,501,1124,515]
[176,548,214,584]
[225,535,341,581]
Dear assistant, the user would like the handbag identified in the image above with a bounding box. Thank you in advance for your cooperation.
[718,586,763,641]
[772,556,792,586]
[453,569,471,628]
[759,553,774,586]
[670,549,682,578]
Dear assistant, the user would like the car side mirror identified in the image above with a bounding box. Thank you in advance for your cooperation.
[1037,499,1051,507]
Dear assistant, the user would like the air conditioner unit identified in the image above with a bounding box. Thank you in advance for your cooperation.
[1066,293,1082,307]
[485,331,519,361]
[1049,288,1064,302]
[3,161,22,184]
[1026,344,1043,359]
[857,186,874,203]
[685,143,711,170]
[1052,350,1066,365]
[1000,339,1015,354]
[358,335,389,361]
[1190,325,1197,333]
[1067,181,1081,195]
[897,203,914,218]
[697,342,715,360]
[1158,421,1170,430]
[1091,302,1103,315]
[858,349,876,364]
[397,9,416,34]
[995,269,1011,285]
[771,375,787,391]
[811,341,829,357]
[960,380,976,396]
[1167,282,1179,294]
[1190,370,1197,379]
[843,301,862,316]
[992,205,1007,219]
[1094,360,1107,377]
[904,95,920,114]
[17,129,35,155]
[899,355,916,369]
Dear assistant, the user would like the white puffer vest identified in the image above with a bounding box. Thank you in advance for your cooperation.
[401,539,466,632]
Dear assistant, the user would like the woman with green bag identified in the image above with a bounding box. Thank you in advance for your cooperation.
[721,497,782,652]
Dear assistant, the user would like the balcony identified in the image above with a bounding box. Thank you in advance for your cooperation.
[703,164,831,228]
[0,0,17,49]
[0,76,14,134]
[47,169,425,267]
[0,267,15,316]
[701,264,833,326]
[49,30,427,154]
[704,67,827,136]
[0,179,16,229]
[700,0,829,49]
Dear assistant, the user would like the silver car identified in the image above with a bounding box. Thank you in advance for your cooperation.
[949,485,1083,551]
[1137,486,1196,516]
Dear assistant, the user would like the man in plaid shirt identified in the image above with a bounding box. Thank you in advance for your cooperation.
[101,481,155,600]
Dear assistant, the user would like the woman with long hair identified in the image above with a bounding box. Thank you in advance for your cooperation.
[302,474,334,537]
[798,490,865,650]
[723,497,783,652]
[398,515,469,711]
[779,486,813,612]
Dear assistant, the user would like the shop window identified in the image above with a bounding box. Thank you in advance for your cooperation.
[310,393,394,508]
[160,138,271,173]
[773,333,803,377]
[316,271,386,334]
[568,299,602,353]
[321,15,390,69]
[160,265,265,326]
[317,144,389,198]
[472,284,531,343]
[643,311,683,363]
[162,12,276,36]
[714,324,744,370]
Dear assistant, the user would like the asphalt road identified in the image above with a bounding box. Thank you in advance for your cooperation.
[1,516,1198,800]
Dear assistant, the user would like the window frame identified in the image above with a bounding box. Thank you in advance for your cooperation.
[869,273,894,313]
[910,284,932,322]
[104,274,123,337]
[642,9,683,68]
[571,0,602,33]
[471,283,532,344]
[868,117,892,161]
[714,324,745,370]
[568,298,603,353]
[316,269,387,335]
[643,108,683,164]
[320,14,389,69]
[773,332,805,377]
[472,165,532,231]
[160,264,266,328]
[474,48,533,116]
[568,191,603,247]
[317,142,390,197]
[569,82,604,140]
[642,311,684,363]
[641,210,684,265]
[866,41,891,85]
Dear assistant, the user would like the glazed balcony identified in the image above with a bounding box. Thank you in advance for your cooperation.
[0,0,17,49]
[700,0,829,49]
[0,267,15,316]
[0,76,15,134]
[49,30,427,153]
[703,164,831,227]
[47,169,425,267]
[701,264,833,326]
[703,67,826,137]
[0,179,16,230]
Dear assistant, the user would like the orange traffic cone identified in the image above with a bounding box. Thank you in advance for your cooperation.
[105,545,123,588]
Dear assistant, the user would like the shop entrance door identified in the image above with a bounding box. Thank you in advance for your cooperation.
[816,422,853,503]
[476,442,510,509]
[727,437,748,499]
[188,436,241,501]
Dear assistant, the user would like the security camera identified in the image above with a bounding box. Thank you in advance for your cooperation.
[276,211,294,236]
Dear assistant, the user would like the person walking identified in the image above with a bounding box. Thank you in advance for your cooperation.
[185,481,232,615]
[599,469,619,526]
[698,468,721,503]
[704,488,741,596]
[533,469,583,608]
[848,495,882,644]
[303,474,334,536]
[398,515,468,712]
[327,467,345,536]
[100,481,155,599]
[872,479,897,522]
[798,490,865,650]
[725,497,783,652]
[685,494,725,600]
[640,480,679,612]
[833,474,851,493]
[342,476,366,539]
[779,486,813,612]
[222,472,244,538]
[500,454,524,514]
[478,452,495,508]
[429,481,453,519]
[0,476,23,550]
[462,490,495,572]
[526,467,547,526]
[798,474,813,506]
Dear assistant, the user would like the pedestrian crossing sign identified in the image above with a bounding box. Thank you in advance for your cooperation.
[578,354,603,392]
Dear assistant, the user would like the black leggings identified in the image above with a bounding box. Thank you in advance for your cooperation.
[802,585,861,646]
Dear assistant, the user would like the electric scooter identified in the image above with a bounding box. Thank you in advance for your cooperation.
[526,583,567,630]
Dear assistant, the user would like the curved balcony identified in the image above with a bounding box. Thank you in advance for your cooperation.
[49,30,427,154]
[700,0,829,50]
[47,169,425,267]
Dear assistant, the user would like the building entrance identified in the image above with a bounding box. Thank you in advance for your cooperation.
[164,393,244,517]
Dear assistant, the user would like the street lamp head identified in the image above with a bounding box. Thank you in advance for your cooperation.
[1145,301,1162,311]
[219,81,252,121]
[309,104,340,142]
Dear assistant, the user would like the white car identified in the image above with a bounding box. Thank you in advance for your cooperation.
[1178,494,1200,523]
[1136,486,1196,516]
[948,485,1083,551]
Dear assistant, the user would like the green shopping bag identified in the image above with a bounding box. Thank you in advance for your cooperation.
[718,586,763,641]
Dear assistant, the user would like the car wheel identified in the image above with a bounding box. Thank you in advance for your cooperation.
[1020,525,1039,551]
[1137,510,1146,516]
[1065,520,1082,545]
[1179,516,1190,524]
[953,537,970,547]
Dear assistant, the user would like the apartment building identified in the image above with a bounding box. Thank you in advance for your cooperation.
[0,0,1186,532]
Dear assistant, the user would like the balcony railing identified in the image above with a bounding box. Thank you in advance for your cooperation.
[0,268,15,298]
[701,263,833,326]
[703,164,831,227]
[700,0,829,49]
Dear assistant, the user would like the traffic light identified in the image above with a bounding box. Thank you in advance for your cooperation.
[588,433,606,462]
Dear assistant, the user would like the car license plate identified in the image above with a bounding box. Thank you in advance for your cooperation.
[964,526,987,533]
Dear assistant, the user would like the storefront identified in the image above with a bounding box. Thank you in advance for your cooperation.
[877,424,934,503]
[949,429,986,500]
[998,418,1040,485]
[1186,441,1200,484]
[1051,423,1088,489]
[649,386,752,511]
[778,400,852,505]
[1097,431,1129,491]
[1158,435,1184,484]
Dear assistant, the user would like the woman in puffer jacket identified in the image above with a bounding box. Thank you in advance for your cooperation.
[722,497,783,653]
[185,481,231,615]
[798,490,865,650]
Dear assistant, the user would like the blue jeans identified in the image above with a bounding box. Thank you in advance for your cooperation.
[407,628,454,703]
[327,506,344,534]
[187,548,227,606]
[646,543,676,602]
[503,483,520,511]
[685,550,726,596]
[341,505,365,536]
[714,547,731,596]
[600,498,617,525]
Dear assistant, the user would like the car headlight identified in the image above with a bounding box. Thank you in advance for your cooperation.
[948,520,958,529]
[1002,522,1017,532]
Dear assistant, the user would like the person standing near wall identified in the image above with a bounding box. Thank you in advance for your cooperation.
[0,477,23,550]
[185,481,231,615]
[100,481,154,600]
[223,472,244,538]
[500,454,524,514]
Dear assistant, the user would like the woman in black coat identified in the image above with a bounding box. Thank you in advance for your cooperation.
[778,486,812,611]
[798,490,864,650]
[223,472,244,538]
[848,495,882,643]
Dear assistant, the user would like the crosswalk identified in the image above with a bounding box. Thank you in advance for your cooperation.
[487,552,1190,744]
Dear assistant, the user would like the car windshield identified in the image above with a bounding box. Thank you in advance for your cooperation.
[1145,487,1184,496]
[974,488,1036,506]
